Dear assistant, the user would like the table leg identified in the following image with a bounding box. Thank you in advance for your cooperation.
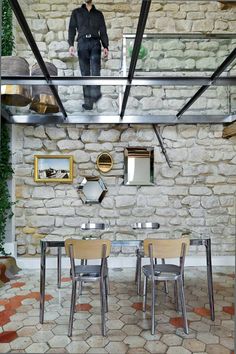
[204,239,215,321]
[40,241,46,324]
[57,247,62,289]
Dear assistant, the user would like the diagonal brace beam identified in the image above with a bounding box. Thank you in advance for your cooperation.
[153,125,171,168]
[120,0,151,118]
[8,0,67,119]
[177,47,236,118]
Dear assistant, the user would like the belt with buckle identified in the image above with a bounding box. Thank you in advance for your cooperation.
[85,34,92,38]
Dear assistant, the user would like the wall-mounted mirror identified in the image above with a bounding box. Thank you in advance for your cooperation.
[96,152,113,173]
[78,177,108,204]
[124,147,154,185]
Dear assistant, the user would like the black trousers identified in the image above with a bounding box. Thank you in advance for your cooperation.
[77,37,101,106]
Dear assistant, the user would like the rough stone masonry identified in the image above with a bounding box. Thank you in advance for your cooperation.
[11,1,236,257]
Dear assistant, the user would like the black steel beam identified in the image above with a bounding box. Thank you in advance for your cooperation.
[177,47,236,118]
[120,0,151,118]
[2,76,236,86]
[153,125,171,168]
[6,114,235,125]
[8,0,67,119]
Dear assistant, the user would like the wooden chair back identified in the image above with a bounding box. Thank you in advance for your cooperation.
[143,238,190,259]
[65,239,111,260]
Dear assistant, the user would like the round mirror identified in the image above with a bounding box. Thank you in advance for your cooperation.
[96,152,113,173]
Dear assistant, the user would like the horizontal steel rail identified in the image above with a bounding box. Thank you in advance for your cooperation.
[2,76,236,86]
[123,33,236,39]
[4,114,235,125]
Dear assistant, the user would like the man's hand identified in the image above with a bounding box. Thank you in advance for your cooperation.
[69,46,76,56]
[103,48,109,59]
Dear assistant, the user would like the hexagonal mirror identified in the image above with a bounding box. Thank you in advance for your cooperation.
[77,177,108,204]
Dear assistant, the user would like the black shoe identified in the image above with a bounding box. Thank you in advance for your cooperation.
[82,103,93,110]
[93,94,102,103]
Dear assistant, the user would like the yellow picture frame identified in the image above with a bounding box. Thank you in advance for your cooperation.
[34,155,73,183]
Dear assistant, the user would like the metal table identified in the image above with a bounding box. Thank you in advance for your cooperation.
[40,237,215,324]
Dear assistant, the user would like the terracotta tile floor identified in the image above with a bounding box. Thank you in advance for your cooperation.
[0,266,234,353]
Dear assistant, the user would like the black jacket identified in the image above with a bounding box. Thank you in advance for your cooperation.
[68,4,109,49]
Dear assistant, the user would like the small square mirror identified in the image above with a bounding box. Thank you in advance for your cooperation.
[124,147,154,185]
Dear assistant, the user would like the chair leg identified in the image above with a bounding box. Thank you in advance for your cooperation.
[174,280,180,312]
[151,281,156,335]
[142,275,147,312]
[178,277,188,334]
[135,251,138,284]
[104,276,108,313]
[100,279,106,336]
[137,253,142,295]
[68,280,77,337]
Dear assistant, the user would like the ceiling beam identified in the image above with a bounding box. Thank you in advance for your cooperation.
[2,76,236,86]
[4,114,235,125]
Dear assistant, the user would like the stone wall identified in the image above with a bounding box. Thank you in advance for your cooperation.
[13,123,236,256]
[11,1,236,256]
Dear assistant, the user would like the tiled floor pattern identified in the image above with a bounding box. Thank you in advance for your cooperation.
[0,267,234,353]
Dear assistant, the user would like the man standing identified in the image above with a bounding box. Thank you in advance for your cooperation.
[68,0,109,110]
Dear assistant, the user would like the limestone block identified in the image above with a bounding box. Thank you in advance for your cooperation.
[15,186,31,199]
[162,126,177,140]
[131,86,152,97]
[220,196,235,207]
[160,166,181,178]
[46,200,66,209]
[99,209,119,218]
[120,129,136,142]
[213,185,236,195]
[163,3,179,11]
[168,148,188,162]
[181,196,200,207]
[97,97,117,113]
[132,207,155,217]
[155,17,175,31]
[28,216,54,227]
[48,207,75,216]
[34,126,46,139]
[64,217,86,227]
[196,57,217,70]
[57,140,84,150]
[43,141,57,150]
[31,19,48,34]
[140,97,162,110]
[48,41,68,53]
[176,177,193,185]
[47,19,65,32]
[22,227,36,234]
[189,187,212,196]
[14,167,32,177]
[101,197,114,209]
[85,143,113,151]
[45,31,55,44]
[187,12,205,20]
[81,130,99,143]
[98,129,120,142]
[24,137,42,149]
[115,196,135,208]
[201,196,220,209]
[73,150,90,163]
[67,128,81,140]
[17,246,26,255]
[119,186,137,195]
[32,187,55,199]
[28,245,37,255]
[24,200,44,208]
[219,163,236,176]
[175,20,193,32]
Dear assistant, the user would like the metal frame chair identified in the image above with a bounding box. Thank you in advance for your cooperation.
[142,238,189,335]
[65,239,111,337]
